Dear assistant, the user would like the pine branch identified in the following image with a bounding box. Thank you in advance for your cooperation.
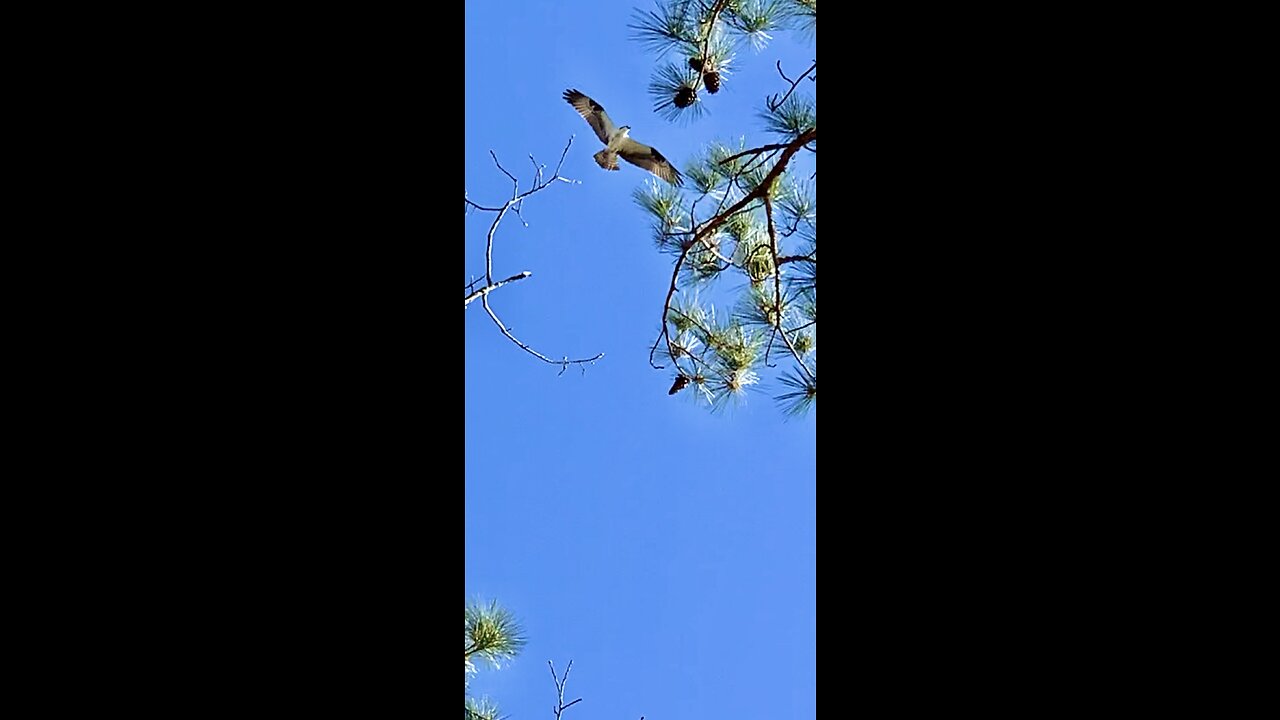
[697,0,735,74]
[465,599,527,666]
[464,271,532,308]
[763,194,815,383]
[649,127,815,371]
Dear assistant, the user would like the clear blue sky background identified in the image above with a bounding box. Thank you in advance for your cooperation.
[465,1,816,717]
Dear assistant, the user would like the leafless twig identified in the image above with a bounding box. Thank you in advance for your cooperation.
[481,295,605,373]
[548,660,584,720]
[717,140,795,166]
[464,271,532,308]
[465,136,605,371]
[767,59,817,112]
[777,252,816,265]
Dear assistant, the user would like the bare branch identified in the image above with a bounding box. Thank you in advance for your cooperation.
[717,141,794,165]
[767,60,817,112]
[786,318,816,335]
[649,241,695,371]
[490,150,520,197]
[465,197,508,213]
[471,136,578,284]
[482,295,605,370]
[529,154,544,189]
[548,660,585,720]
[777,252,816,265]
[466,136,603,368]
[776,59,794,85]
[464,271,532,308]
[554,134,574,177]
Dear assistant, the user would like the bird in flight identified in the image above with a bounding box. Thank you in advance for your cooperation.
[563,89,683,187]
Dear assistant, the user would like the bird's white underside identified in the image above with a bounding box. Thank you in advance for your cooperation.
[605,127,632,151]
[565,89,681,185]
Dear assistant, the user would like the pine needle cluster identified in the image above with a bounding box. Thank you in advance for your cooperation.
[632,1,816,416]
[630,0,816,122]
[464,599,527,718]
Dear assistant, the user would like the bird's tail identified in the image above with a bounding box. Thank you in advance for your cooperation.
[593,150,620,171]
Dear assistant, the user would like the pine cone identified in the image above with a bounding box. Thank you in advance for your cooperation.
[674,85,697,108]
[688,57,705,72]
[703,70,721,94]
[668,375,691,395]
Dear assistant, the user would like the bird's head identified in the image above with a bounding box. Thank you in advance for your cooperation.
[619,125,632,136]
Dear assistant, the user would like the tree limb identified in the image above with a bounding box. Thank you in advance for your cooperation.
[764,194,815,383]
[481,295,605,374]
[464,271,532,308]
[465,136,605,370]
[650,127,816,370]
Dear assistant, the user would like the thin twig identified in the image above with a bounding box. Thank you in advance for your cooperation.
[776,59,795,85]
[464,271,532,308]
[660,306,723,379]
[787,319,816,333]
[465,136,604,368]
[717,141,794,165]
[764,195,815,383]
[704,129,814,249]
[482,295,605,370]
[549,660,585,720]
[649,241,695,370]
[465,198,509,213]
[767,60,817,112]
[490,150,520,195]
[529,154,544,189]
[735,149,785,192]
[763,325,780,368]
[777,253,816,265]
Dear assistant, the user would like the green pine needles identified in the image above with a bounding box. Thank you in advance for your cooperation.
[464,599,527,719]
[632,0,816,417]
[631,0,815,121]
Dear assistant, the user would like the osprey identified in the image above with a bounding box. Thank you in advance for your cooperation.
[563,89,683,187]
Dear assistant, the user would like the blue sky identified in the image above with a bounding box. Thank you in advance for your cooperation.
[466,1,815,717]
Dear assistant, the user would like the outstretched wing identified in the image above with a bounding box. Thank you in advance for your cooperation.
[618,138,684,187]
[563,89,617,145]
